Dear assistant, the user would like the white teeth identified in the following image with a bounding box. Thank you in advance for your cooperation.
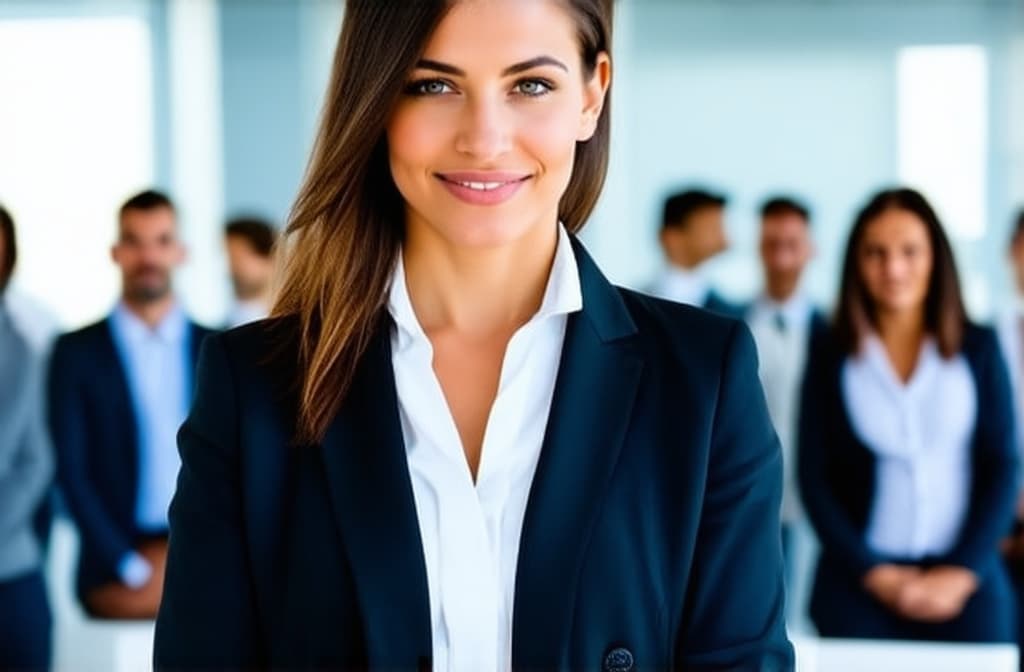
[458,181,504,191]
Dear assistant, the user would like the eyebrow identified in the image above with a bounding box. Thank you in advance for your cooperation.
[414,55,569,77]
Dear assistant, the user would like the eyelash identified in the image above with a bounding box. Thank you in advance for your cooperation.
[403,77,556,98]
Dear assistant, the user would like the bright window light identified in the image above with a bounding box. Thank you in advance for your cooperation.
[897,45,988,240]
[0,17,154,328]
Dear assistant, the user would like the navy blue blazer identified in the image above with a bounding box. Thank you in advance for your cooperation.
[798,324,1019,582]
[703,289,744,319]
[154,241,794,671]
[47,317,212,601]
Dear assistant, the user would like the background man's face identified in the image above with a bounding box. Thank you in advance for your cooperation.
[759,212,812,283]
[111,206,184,303]
[225,234,274,301]
[1010,236,1024,295]
[661,205,728,268]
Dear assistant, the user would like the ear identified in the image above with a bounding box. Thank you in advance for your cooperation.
[577,51,611,142]
[110,244,119,265]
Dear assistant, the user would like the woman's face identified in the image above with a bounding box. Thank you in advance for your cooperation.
[387,0,609,250]
[857,207,934,317]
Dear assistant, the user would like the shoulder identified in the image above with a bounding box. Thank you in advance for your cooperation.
[615,287,750,372]
[53,318,110,355]
[189,321,218,342]
[962,322,1000,358]
[960,322,1005,377]
[201,315,301,392]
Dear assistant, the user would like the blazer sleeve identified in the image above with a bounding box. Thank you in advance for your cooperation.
[0,356,54,540]
[797,338,882,577]
[675,322,795,671]
[48,336,134,573]
[153,333,265,669]
[946,330,1019,575]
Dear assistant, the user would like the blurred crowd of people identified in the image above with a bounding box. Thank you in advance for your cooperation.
[2,185,1024,667]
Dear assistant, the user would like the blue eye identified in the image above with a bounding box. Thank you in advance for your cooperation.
[406,79,454,96]
[515,79,553,97]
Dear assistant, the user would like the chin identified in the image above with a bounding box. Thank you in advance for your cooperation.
[428,209,544,250]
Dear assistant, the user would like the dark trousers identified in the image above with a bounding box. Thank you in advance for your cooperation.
[0,570,52,672]
[810,554,1017,643]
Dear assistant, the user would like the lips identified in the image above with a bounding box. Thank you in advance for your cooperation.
[435,171,531,206]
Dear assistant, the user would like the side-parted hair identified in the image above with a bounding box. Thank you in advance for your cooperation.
[0,204,16,293]
[273,0,614,444]
[835,187,966,358]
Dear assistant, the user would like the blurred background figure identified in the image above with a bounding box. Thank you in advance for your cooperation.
[646,188,742,316]
[800,188,1018,643]
[744,196,826,589]
[47,190,213,619]
[0,204,55,671]
[223,216,278,328]
[997,207,1024,664]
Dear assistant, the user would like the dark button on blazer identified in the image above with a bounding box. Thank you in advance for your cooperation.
[154,239,794,671]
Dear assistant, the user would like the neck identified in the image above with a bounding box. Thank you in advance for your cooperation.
[765,276,799,303]
[122,294,176,328]
[402,222,558,338]
[875,306,926,347]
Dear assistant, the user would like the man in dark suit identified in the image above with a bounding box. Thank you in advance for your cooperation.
[647,187,743,317]
[48,190,212,619]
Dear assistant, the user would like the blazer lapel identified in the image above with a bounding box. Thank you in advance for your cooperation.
[319,327,433,668]
[513,240,645,667]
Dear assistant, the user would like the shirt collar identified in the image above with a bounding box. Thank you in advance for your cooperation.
[860,332,940,393]
[753,291,812,329]
[387,224,582,344]
[111,300,188,345]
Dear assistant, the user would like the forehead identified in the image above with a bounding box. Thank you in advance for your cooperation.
[120,206,177,235]
[863,208,929,241]
[424,0,579,68]
[762,213,808,235]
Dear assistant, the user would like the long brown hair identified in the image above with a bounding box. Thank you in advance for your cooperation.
[834,187,967,358]
[273,0,614,444]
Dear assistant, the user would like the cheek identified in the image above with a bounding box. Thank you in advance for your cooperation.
[387,107,441,178]
[518,103,583,173]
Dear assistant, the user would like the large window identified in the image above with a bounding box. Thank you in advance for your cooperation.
[898,45,988,241]
[0,16,154,328]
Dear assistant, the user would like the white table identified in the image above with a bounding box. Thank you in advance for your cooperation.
[793,635,1019,672]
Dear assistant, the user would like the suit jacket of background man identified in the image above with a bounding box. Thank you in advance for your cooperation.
[47,316,212,602]
[154,240,795,672]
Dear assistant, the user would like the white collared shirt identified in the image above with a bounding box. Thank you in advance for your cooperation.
[387,226,582,672]
[746,292,814,523]
[841,335,976,559]
[646,264,709,308]
[108,301,190,532]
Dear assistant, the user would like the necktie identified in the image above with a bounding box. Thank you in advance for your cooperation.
[773,311,787,334]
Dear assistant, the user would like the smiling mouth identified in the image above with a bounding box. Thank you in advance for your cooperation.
[435,174,531,191]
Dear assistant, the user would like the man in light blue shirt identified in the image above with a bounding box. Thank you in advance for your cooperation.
[48,190,213,618]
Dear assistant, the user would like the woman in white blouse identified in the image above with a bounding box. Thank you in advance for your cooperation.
[154,0,795,670]
[799,187,1018,642]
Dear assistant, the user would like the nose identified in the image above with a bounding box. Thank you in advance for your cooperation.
[453,94,512,161]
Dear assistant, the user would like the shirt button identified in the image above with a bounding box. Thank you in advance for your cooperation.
[603,646,635,672]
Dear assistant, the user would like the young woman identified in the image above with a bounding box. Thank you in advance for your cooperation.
[154,1,793,669]
[799,188,1019,642]
[0,205,54,672]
